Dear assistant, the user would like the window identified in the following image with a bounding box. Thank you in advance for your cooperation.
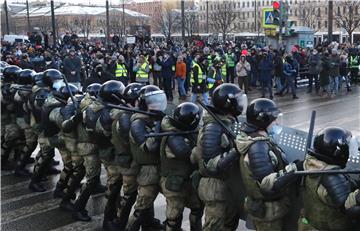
[290,9,292,16]
[252,1,254,7]
[243,2,245,8]
[247,12,250,17]
[325,7,327,14]
[325,20,327,28]
[238,2,240,8]
[318,21,321,29]
[337,6,340,15]
[210,5,213,11]
[247,1,249,7]
[317,8,321,17]
[295,9,297,16]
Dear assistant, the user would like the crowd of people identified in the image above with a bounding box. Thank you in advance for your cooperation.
[2,34,360,103]
[1,35,360,231]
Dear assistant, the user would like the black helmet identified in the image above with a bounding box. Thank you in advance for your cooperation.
[170,102,201,131]
[310,127,352,168]
[246,98,281,129]
[211,83,248,117]
[86,83,102,97]
[3,65,22,83]
[33,72,44,85]
[43,69,63,88]
[98,80,125,104]
[17,69,36,85]
[138,85,167,112]
[123,83,143,106]
[54,84,80,103]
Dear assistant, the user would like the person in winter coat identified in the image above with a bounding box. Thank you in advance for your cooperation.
[175,56,187,100]
[235,54,251,94]
[275,55,298,99]
[258,51,274,99]
[319,51,331,96]
[63,49,82,88]
[329,49,340,96]
[273,50,284,94]
[161,53,176,101]
[307,49,321,93]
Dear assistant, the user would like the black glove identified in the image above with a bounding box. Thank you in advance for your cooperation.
[356,191,360,205]
[273,171,296,192]
[294,160,304,171]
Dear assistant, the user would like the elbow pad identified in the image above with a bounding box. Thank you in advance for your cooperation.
[248,141,275,181]
[62,117,76,133]
[216,148,239,170]
[201,123,223,161]
[321,174,352,208]
[130,119,147,145]
[168,136,193,160]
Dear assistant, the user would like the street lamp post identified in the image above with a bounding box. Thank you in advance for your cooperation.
[181,0,185,41]
[26,0,31,32]
[122,0,126,43]
[51,0,56,44]
[328,0,333,43]
[206,1,209,34]
[4,0,10,34]
[106,0,110,45]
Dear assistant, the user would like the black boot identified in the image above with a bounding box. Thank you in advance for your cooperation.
[92,174,107,195]
[29,152,53,192]
[60,164,85,210]
[72,176,97,222]
[126,207,164,231]
[117,191,137,230]
[14,151,31,177]
[29,181,46,192]
[59,199,75,211]
[103,180,123,231]
[1,142,14,170]
[54,163,73,198]
[164,216,183,231]
[189,209,203,231]
[72,209,91,222]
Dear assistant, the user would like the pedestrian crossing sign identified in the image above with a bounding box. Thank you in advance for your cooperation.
[262,8,278,29]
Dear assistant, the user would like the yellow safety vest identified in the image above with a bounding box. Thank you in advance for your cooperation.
[221,64,227,78]
[136,63,149,82]
[191,62,203,84]
[115,63,128,78]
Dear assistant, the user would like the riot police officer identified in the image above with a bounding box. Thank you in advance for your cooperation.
[237,98,303,231]
[71,80,125,222]
[1,65,22,170]
[126,85,167,231]
[106,83,143,230]
[29,69,65,192]
[196,83,248,231]
[160,102,203,231]
[299,127,360,231]
[13,69,37,177]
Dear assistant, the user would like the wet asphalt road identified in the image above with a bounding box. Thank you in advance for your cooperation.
[1,85,359,231]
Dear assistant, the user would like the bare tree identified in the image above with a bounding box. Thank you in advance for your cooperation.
[157,4,181,40]
[209,1,238,42]
[335,0,360,43]
[297,1,323,32]
[74,14,92,39]
[184,9,198,37]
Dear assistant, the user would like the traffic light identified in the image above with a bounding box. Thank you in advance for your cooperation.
[273,1,281,25]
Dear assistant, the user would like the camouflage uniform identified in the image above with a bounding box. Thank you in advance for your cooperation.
[126,112,163,231]
[195,113,244,231]
[1,83,25,167]
[160,116,203,231]
[298,155,360,231]
[109,108,139,229]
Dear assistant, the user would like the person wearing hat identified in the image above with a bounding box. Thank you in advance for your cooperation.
[63,48,82,89]
[115,55,129,86]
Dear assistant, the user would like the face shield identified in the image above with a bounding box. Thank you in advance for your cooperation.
[233,92,248,116]
[145,90,167,112]
[266,111,284,136]
[348,135,360,160]
[52,79,65,91]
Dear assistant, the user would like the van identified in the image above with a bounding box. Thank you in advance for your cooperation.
[3,35,30,44]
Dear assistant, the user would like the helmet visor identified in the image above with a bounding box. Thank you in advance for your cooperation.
[145,90,167,112]
[53,79,65,91]
[349,136,360,160]
[234,93,248,115]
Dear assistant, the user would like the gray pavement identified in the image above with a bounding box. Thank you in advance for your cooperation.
[1,85,359,231]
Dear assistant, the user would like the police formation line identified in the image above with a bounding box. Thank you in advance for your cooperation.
[1,65,360,231]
